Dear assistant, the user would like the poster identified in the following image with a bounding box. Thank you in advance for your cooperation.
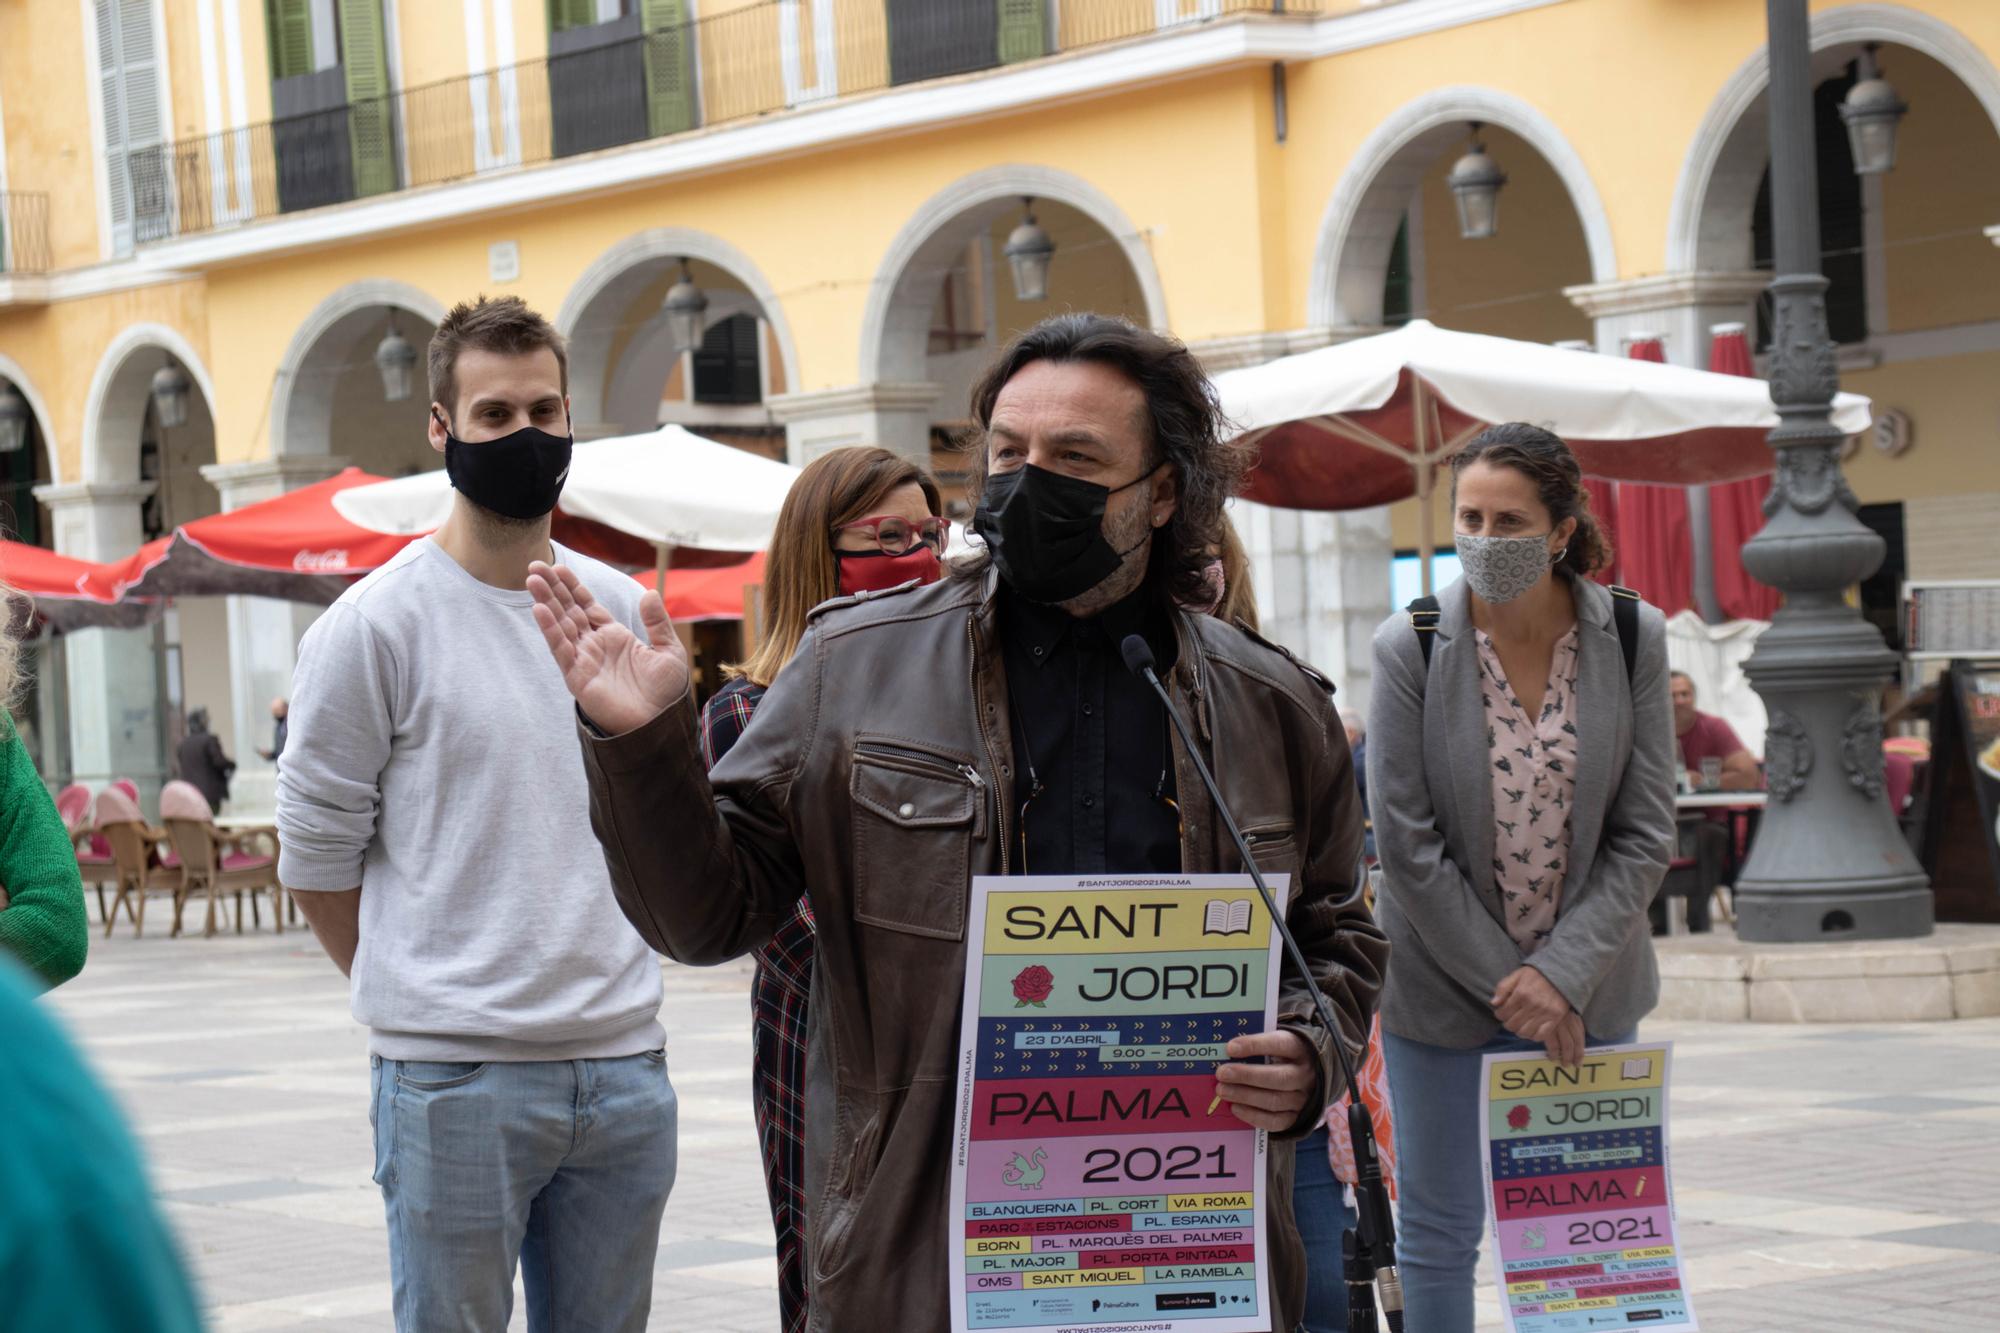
[949,874,1288,1333]
[1482,1043,1697,1332]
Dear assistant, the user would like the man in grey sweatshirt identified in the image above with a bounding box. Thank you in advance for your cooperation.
[278,296,675,1333]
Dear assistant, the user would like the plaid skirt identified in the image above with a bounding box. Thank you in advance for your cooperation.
[752,895,816,1333]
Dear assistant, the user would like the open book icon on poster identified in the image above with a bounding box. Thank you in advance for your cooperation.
[1203,899,1254,936]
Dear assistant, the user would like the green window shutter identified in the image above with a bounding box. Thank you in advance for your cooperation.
[997,0,1047,65]
[547,0,597,34]
[640,0,696,138]
[339,0,396,198]
[266,0,315,79]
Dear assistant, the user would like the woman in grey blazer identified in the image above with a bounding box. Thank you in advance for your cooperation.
[1367,423,1677,1331]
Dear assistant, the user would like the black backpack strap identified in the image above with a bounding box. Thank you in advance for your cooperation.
[1609,585,1641,684]
[1407,595,1442,671]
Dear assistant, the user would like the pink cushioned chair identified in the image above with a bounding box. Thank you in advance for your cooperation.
[62,786,119,924]
[160,780,281,937]
[95,787,183,938]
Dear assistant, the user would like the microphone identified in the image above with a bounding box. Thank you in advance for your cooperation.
[1121,633,1404,1332]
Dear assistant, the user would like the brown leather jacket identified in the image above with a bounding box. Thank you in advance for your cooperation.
[578,571,1388,1332]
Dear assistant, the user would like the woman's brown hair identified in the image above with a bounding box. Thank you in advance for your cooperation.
[1448,422,1613,579]
[729,446,942,688]
[1215,521,1260,633]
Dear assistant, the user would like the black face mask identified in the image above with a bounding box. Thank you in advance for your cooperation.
[972,463,1154,605]
[436,410,573,520]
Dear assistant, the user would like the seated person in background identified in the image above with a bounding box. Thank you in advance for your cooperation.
[1670,671,1760,790]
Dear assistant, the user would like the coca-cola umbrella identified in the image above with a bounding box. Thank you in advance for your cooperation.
[630,552,767,622]
[0,540,156,634]
[109,468,416,605]
[1210,319,1874,591]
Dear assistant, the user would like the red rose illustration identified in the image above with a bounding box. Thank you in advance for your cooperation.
[1507,1104,1532,1132]
[1012,965,1055,1007]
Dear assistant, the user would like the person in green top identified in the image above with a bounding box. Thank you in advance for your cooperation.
[0,614,87,989]
[0,956,206,1330]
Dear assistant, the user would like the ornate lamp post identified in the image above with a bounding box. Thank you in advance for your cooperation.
[664,258,710,356]
[1733,0,1931,942]
[1446,123,1506,240]
[1840,44,1908,176]
[150,363,191,429]
[1003,198,1056,302]
[0,382,28,454]
[375,317,417,402]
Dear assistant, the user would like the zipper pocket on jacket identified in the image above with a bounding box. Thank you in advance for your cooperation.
[852,741,985,795]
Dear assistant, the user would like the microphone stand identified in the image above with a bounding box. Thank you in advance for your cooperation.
[1122,635,1404,1333]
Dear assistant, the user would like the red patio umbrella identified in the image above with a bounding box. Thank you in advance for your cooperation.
[1706,324,1782,621]
[109,468,417,605]
[1616,337,1693,616]
[0,539,157,633]
[630,552,766,623]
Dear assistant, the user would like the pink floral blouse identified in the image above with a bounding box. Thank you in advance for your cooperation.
[1477,625,1581,954]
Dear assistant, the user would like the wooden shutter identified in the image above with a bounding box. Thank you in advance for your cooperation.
[996,0,1046,65]
[339,0,396,198]
[639,0,696,137]
[266,0,316,79]
[96,0,165,254]
[547,0,598,33]
[692,314,762,405]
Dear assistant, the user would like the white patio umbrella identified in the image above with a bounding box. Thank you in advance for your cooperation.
[1211,319,1874,591]
[333,424,803,578]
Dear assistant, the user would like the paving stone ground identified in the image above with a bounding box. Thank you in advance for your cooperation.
[45,925,2000,1332]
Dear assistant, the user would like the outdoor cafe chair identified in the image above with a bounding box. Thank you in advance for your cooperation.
[160,782,283,938]
[94,787,184,939]
[58,784,118,924]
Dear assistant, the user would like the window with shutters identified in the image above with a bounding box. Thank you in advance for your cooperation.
[886,0,998,85]
[548,0,692,155]
[94,0,168,255]
[691,315,764,406]
[780,0,839,105]
[266,1,397,213]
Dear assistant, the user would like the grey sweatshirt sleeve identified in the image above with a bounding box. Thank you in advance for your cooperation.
[277,603,398,891]
[1528,608,1677,1010]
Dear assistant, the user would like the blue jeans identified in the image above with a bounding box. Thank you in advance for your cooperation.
[1382,1027,1637,1333]
[370,1052,679,1333]
[1293,1125,1359,1333]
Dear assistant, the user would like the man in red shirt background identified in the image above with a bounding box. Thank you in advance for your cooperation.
[1671,671,1761,791]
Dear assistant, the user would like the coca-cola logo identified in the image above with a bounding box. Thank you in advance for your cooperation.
[293,549,351,572]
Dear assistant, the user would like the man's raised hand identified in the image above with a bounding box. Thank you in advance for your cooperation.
[527,561,689,736]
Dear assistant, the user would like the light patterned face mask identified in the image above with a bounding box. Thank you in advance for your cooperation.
[1455,532,1557,605]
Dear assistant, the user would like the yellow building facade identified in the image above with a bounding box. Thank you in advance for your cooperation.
[2,0,1996,808]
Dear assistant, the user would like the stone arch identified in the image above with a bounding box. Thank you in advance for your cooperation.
[1306,86,1619,331]
[557,228,800,433]
[271,279,448,461]
[0,354,63,486]
[860,164,1170,385]
[1667,3,2000,273]
[81,322,220,485]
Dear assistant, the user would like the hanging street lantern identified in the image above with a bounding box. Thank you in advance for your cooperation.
[0,381,29,455]
[1446,122,1508,240]
[1003,197,1056,302]
[150,362,191,429]
[1841,44,1908,176]
[375,316,418,403]
[664,258,710,356]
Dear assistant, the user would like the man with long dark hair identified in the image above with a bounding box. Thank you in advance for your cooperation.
[528,313,1386,1331]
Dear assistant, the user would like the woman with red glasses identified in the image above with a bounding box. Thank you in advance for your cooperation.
[698,445,947,1333]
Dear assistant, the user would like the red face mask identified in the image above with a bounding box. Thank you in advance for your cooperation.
[835,546,943,597]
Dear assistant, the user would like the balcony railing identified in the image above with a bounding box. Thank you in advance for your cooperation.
[1,193,51,273]
[132,0,1319,243]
